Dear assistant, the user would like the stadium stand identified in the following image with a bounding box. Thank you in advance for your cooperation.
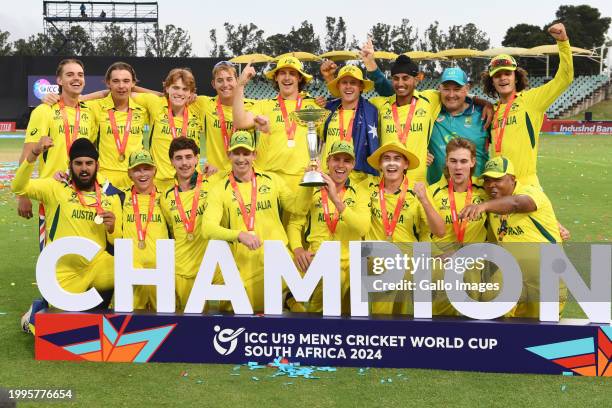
[243,74,610,119]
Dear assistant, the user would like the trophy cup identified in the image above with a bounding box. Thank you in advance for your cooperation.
[291,108,329,187]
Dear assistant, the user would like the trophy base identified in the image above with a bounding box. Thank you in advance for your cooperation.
[300,171,327,187]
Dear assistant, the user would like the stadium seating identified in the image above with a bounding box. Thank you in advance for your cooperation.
[243,75,610,119]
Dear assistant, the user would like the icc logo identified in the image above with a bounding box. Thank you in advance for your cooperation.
[213,325,245,355]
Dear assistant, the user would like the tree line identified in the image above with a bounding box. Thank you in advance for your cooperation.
[0,5,608,76]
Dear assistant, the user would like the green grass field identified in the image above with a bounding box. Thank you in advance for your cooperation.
[0,134,611,407]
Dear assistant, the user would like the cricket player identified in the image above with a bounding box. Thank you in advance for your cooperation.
[12,138,121,331]
[88,62,149,189]
[363,141,445,314]
[202,130,311,313]
[160,137,210,311]
[287,140,371,312]
[232,56,321,194]
[122,150,169,310]
[460,156,566,318]
[482,23,573,187]
[318,64,379,183]
[423,138,490,315]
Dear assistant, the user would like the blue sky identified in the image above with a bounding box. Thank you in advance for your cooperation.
[2,0,610,56]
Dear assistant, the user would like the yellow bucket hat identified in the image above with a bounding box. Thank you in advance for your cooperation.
[265,56,313,83]
[327,65,374,97]
[367,141,420,170]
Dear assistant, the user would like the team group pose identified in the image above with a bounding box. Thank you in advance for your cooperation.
[12,22,573,330]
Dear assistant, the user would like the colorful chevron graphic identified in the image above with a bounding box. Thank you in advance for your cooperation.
[525,326,612,376]
[38,315,176,363]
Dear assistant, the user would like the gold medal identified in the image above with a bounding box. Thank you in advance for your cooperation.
[287,139,295,148]
[186,233,194,241]
[138,240,146,250]
[386,235,393,242]
[94,214,104,225]
[118,154,126,162]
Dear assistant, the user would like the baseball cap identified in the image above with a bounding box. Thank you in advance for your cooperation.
[128,149,156,169]
[440,67,468,86]
[228,130,256,152]
[265,56,313,83]
[488,54,517,76]
[328,140,355,159]
[481,156,515,179]
[327,65,374,97]
[367,141,420,170]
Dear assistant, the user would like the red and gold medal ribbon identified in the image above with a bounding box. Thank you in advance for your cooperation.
[229,171,257,232]
[108,108,133,158]
[338,107,356,142]
[167,100,189,139]
[216,97,231,150]
[321,187,345,234]
[173,173,203,236]
[277,95,303,144]
[448,177,473,243]
[379,176,409,240]
[493,93,516,153]
[391,97,417,144]
[131,187,156,243]
[73,180,103,216]
[59,98,80,155]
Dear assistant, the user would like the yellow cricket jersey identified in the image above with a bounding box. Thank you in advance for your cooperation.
[120,187,170,269]
[426,176,488,243]
[250,96,320,177]
[361,176,430,242]
[491,40,573,187]
[160,173,210,278]
[193,96,256,173]
[370,90,442,184]
[488,181,561,243]
[287,179,370,257]
[319,108,355,172]
[131,93,204,182]
[11,160,122,270]
[24,102,97,178]
[88,94,149,173]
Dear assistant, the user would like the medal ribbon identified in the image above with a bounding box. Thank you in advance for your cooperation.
[338,107,356,142]
[229,171,257,232]
[167,100,189,139]
[448,178,473,243]
[216,97,232,150]
[73,181,103,216]
[379,177,409,239]
[493,94,516,153]
[132,187,156,242]
[277,95,303,143]
[174,173,203,235]
[391,97,417,144]
[108,108,133,158]
[59,98,80,156]
[321,187,346,234]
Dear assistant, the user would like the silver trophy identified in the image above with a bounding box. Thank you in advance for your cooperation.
[291,108,329,187]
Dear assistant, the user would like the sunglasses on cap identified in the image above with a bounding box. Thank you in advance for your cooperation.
[214,61,235,69]
[488,58,517,70]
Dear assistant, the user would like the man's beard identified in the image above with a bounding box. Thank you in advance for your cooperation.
[71,168,96,190]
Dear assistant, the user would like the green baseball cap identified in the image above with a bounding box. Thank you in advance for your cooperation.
[128,149,156,169]
[481,156,515,179]
[228,130,256,152]
[488,54,517,76]
[328,140,355,159]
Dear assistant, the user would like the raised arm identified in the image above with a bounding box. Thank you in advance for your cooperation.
[232,62,257,130]
[361,39,394,97]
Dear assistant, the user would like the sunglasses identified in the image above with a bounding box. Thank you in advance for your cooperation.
[214,61,235,69]
[489,58,517,70]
